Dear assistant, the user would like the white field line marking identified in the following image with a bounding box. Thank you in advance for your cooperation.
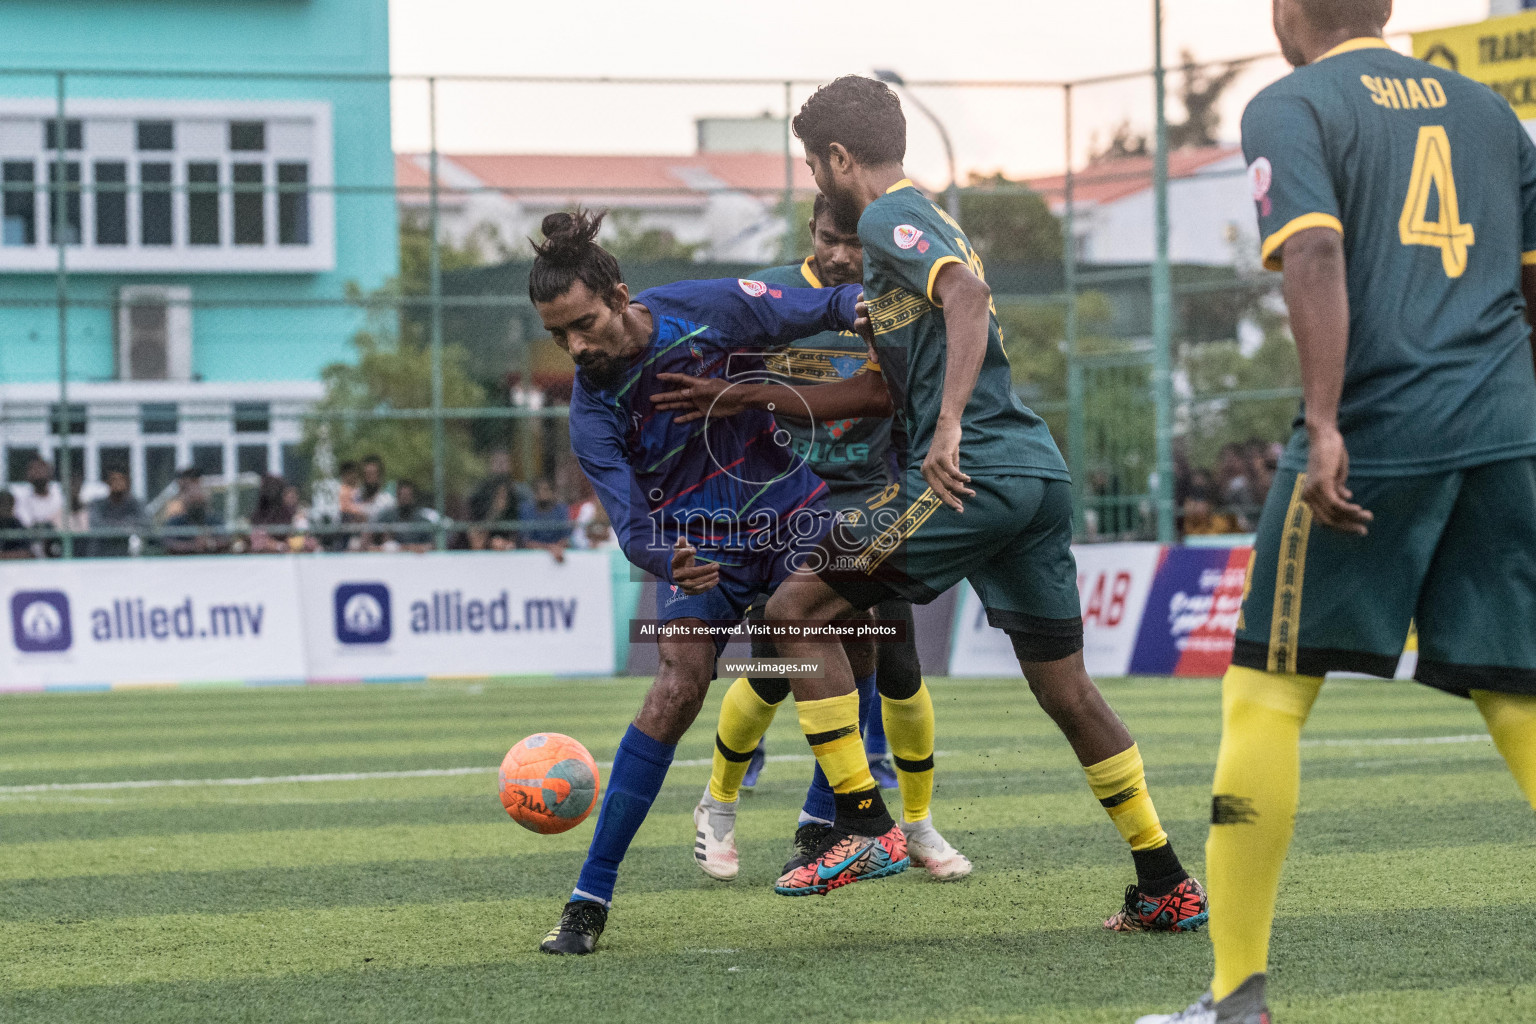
[0,753,820,795]
[0,738,1474,796]
[1301,734,1491,748]
[0,748,955,797]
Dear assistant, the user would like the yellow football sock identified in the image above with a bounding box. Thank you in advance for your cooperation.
[707,678,781,803]
[797,691,875,794]
[1083,743,1168,852]
[882,683,935,823]
[1207,665,1323,1001]
[1472,690,1536,810]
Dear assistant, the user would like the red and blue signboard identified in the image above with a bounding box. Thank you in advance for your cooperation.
[1127,546,1252,676]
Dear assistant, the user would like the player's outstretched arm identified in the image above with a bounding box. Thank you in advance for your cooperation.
[1284,227,1373,536]
[925,260,987,512]
[651,366,892,424]
[570,388,676,581]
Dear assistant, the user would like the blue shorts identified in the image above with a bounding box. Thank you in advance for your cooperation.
[655,508,835,660]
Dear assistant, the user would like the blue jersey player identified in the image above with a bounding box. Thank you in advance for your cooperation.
[530,210,910,956]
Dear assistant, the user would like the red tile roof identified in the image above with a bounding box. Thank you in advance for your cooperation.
[395,151,815,206]
[1025,145,1242,207]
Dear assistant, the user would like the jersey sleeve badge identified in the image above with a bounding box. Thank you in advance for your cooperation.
[738,279,768,297]
[1248,157,1273,217]
[893,224,924,250]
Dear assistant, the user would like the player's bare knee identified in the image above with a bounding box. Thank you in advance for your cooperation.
[639,641,714,741]
[767,571,854,625]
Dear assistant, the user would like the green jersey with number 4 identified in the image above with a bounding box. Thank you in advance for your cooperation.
[1242,37,1536,476]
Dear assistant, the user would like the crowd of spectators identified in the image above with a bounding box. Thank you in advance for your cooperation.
[1176,439,1282,537]
[0,449,615,560]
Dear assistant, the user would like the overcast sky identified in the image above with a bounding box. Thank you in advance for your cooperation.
[388,0,1488,180]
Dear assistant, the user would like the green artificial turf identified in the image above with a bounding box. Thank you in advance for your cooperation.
[0,677,1530,1023]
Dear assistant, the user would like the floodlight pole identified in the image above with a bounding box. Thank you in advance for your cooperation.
[782,80,796,262]
[874,70,960,223]
[1063,84,1085,534]
[428,76,447,549]
[1151,0,1176,543]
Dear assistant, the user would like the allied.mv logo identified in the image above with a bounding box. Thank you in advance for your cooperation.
[334,583,391,644]
[10,591,72,653]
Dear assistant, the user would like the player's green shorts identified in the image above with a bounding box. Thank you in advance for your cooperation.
[1233,458,1536,698]
[816,470,1083,661]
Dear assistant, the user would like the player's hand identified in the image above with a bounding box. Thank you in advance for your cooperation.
[921,417,974,513]
[652,373,741,424]
[854,297,876,347]
[670,535,719,595]
[1303,423,1372,536]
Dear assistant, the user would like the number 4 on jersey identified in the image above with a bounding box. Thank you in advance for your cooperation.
[1399,125,1475,279]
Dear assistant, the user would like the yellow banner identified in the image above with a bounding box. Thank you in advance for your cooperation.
[1415,10,1536,120]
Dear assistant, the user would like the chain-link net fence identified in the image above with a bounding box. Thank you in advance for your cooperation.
[1,41,1419,558]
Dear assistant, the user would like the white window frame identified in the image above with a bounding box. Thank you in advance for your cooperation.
[0,98,334,273]
[117,285,193,383]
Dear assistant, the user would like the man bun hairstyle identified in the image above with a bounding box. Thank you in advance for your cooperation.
[528,207,624,304]
[1296,0,1390,33]
[793,75,906,167]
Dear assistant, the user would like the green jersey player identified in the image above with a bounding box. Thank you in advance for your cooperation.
[655,75,1206,927]
[1141,2,1536,1022]
[682,195,971,890]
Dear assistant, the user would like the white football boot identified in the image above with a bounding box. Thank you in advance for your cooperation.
[1135,992,1214,1024]
[692,789,740,880]
[900,815,972,880]
[1135,975,1271,1024]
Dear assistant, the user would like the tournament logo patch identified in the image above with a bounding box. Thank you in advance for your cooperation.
[893,224,923,250]
[737,279,768,297]
[1248,157,1273,217]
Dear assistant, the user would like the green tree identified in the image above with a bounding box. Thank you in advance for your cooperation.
[604,210,704,263]
[960,175,1063,263]
[398,211,506,292]
[1180,324,1301,470]
[305,216,495,502]
[1090,50,1243,162]
[1167,49,1244,151]
[780,196,817,264]
[307,318,489,503]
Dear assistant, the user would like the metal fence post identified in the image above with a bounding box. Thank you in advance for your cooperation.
[1151,0,1176,543]
[1062,83,1085,534]
[782,80,795,262]
[428,76,447,549]
[54,71,73,559]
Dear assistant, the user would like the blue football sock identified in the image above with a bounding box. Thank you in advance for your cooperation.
[801,760,836,825]
[857,671,887,758]
[572,724,674,906]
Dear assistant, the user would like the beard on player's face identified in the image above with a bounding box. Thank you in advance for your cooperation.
[573,318,632,389]
[822,181,865,236]
[576,349,629,390]
[807,154,864,230]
